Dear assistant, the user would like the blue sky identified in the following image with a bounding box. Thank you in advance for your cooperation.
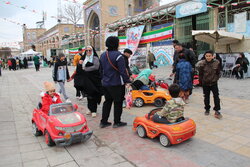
[0,0,176,47]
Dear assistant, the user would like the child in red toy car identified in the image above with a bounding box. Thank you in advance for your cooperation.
[153,84,185,124]
[41,81,62,115]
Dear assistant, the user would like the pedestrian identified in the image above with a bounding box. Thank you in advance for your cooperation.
[33,55,40,71]
[53,53,71,103]
[198,50,222,119]
[99,36,131,128]
[232,53,249,79]
[73,48,84,100]
[147,50,156,69]
[49,56,53,68]
[16,58,20,70]
[8,59,12,71]
[122,48,133,76]
[23,57,28,69]
[0,59,2,76]
[76,46,102,118]
[176,53,193,103]
[171,43,197,78]
[11,58,16,71]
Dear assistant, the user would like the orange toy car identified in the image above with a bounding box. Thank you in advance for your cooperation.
[131,86,172,107]
[133,108,196,147]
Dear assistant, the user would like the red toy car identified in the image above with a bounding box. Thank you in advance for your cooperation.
[133,108,196,147]
[32,103,93,146]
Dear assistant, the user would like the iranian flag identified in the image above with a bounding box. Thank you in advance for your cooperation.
[119,36,126,46]
[140,25,173,44]
[118,25,173,46]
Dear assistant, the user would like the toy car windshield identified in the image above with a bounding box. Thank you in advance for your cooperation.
[49,103,74,115]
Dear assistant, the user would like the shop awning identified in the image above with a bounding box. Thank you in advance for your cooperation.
[192,30,243,45]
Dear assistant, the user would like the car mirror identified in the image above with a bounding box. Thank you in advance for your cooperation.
[73,104,78,110]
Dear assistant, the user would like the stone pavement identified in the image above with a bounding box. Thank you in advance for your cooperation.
[0,66,250,167]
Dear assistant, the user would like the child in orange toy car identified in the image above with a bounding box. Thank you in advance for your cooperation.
[153,84,185,124]
[41,81,62,115]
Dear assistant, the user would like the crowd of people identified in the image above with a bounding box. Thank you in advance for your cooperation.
[2,36,249,124]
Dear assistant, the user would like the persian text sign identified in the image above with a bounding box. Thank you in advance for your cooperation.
[126,25,145,56]
[176,0,207,18]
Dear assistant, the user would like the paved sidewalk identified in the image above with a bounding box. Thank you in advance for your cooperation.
[0,67,250,167]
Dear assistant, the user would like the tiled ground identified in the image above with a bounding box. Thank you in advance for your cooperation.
[0,66,249,167]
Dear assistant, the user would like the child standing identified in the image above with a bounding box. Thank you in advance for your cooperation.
[198,50,222,119]
[176,53,193,103]
[53,53,71,103]
[153,84,185,124]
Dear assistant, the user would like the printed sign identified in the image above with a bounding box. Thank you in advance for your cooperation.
[234,12,247,33]
[126,25,145,56]
[176,0,207,18]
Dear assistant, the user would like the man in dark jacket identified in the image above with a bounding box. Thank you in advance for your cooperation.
[99,36,131,128]
[172,43,197,74]
[123,48,133,76]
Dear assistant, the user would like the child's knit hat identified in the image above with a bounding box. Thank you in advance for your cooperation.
[44,81,55,92]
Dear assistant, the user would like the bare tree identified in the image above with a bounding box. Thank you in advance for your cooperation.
[62,3,83,27]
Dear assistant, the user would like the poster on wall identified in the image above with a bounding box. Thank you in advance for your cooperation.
[176,0,207,18]
[126,25,145,56]
[234,12,247,33]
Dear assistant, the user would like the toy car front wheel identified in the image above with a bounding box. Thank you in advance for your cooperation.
[134,98,144,107]
[159,134,171,147]
[45,130,55,146]
[154,98,164,107]
[32,122,42,136]
[136,125,146,138]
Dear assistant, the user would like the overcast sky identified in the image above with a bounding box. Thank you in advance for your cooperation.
[0,0,177,48]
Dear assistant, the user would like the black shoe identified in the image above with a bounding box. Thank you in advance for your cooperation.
[204,110,210,115]
[113,122,127,128]
[99,122,112,128]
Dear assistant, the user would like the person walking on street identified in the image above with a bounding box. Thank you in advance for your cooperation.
[33,55,40,71]
[0,59,2,76]
[8,59,12,71]
[73,48,84,100]
[11,58,16,71]
[76,46,102,118]
[53,53,71,103]
[16,58,20,70]
[198,50,222,119]
[23,57,28,69]
[147,51,156,69]
[99,36,131,128]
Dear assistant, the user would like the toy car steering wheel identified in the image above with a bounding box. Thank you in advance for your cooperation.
[148,108,163,119]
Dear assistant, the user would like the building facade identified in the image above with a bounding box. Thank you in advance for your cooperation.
[83,0,159,52]
[23,24,84,57]
[22,25,46,51]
